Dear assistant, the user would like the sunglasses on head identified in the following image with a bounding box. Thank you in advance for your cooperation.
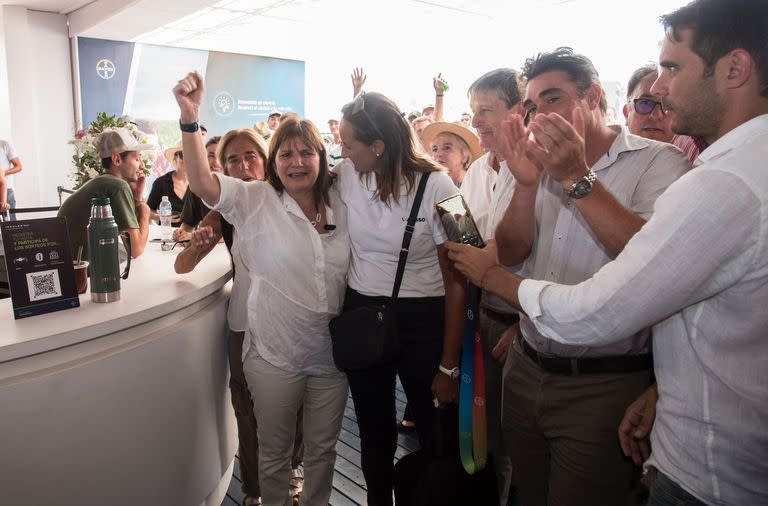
[348,92,386,141]
[632,98,666,116]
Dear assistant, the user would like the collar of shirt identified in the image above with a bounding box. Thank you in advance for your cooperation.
[279,190,336,226]
[592,124,650,172]
[696,113,768,166]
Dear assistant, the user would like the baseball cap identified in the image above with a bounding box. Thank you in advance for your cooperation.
[268,110,282,119]
[95,128,155,158]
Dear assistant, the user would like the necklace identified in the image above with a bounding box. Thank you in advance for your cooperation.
[309,211,321,227]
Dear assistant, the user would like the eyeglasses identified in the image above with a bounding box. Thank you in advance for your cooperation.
[348,92,385,141]
[161,240,187,251]
[632,98,666,116]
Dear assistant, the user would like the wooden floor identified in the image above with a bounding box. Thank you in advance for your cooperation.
[221,380,418,506]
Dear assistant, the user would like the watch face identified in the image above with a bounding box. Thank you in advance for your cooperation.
[570,178,593,199]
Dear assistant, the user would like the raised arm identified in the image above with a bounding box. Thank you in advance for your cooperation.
[173,72,220,205]
[433,74,446,122]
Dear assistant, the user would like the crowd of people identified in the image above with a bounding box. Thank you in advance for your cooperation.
[54,0,767,504]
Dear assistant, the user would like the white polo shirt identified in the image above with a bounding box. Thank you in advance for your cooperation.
[335,159,458,298]
[208,173,351,375]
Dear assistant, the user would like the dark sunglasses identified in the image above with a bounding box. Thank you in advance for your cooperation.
[348,92,385,141]
[632,98,666,116]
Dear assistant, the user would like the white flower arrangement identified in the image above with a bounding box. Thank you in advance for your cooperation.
[69,113,156,190]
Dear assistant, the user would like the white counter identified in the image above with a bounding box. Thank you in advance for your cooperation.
[0,236,237,506]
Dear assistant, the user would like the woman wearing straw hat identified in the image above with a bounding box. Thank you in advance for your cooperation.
[422,121,483,187]
[146,146,189,225]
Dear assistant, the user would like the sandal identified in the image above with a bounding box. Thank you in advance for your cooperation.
[289,467,304,506]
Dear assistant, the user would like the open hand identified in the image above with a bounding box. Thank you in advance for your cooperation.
[173,72,205,123]
[500,113,543,187]
[351,67,366,97]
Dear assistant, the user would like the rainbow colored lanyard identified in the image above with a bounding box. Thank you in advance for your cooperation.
[458,283,487,474]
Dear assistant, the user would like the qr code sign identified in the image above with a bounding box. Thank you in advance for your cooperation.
[26,269,62,301]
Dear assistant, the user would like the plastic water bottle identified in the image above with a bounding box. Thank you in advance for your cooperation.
[158,196,173,241]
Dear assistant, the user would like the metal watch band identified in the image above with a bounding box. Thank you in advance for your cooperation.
[179,119,200,133]
[567,169,597,199]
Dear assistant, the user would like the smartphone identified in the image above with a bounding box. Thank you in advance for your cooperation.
[435,194,485,248]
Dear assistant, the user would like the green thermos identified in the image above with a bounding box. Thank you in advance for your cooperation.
[87,198,131,302]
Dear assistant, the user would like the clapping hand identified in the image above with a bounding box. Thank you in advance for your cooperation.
[500,113,543,187]
[524,108,589,187]
[173,72,205,124]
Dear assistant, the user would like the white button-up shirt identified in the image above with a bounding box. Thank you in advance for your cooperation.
[520,126,689,357]
[461,154,521,313]
[519,115,768,505]
[210,173,350,375]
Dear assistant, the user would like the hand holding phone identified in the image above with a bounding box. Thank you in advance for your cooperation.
[435,194,485,248]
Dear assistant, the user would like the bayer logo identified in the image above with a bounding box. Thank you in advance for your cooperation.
[213,92,235,117]
[96,59,115,80]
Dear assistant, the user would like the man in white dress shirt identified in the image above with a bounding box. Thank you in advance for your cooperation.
[445,0,768,504]
[456,68,524,505]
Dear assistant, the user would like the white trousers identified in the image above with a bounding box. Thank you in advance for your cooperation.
[244,355,348,506]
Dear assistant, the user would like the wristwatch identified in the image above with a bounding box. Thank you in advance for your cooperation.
[179,119,200,133]
[566,169,597,199]
[439,364,460,380]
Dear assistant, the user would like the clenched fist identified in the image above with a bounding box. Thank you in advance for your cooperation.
[173,72,205,124]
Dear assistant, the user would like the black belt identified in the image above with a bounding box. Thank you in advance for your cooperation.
[517,333,652,376]
[480,307,520,326]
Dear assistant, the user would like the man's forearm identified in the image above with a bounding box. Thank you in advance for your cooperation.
[5,159,22,176]
[495,183,537,265]
[481,265,524,313]
[572,181,646,257]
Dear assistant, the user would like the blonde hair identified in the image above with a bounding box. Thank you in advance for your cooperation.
[217,129,269,176]
[433,132,472,169]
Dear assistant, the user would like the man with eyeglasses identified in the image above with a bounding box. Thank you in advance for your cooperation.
[624,63,705,163]
[446,0,768,504]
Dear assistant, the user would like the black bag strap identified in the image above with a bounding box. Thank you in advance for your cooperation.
[391,171,431,300]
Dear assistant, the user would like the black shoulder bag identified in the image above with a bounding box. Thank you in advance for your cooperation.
[329,172,431,371]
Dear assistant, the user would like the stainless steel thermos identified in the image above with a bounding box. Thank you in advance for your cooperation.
[87,198,131,302]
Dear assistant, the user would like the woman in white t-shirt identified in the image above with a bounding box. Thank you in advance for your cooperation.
[336,91,466,506]
[174,73,350,506]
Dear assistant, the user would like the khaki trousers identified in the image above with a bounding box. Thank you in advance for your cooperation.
[502,339,651,506]
[228,331,304,497]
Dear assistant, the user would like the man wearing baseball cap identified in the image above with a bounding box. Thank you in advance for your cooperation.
[58,128,154,260]
[267,110,282,131]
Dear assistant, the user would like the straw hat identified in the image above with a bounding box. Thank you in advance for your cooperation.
[164,146,182,163]
[421,122,483,164]
[253,122,273,140]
